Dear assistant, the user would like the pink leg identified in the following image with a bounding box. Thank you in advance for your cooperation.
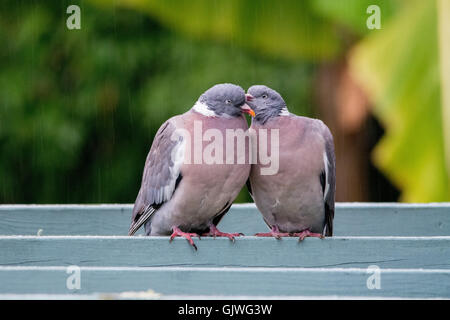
[169,226,201,250]
[293,229,324,241]
[255,225,290,239]
[202,224,244,242]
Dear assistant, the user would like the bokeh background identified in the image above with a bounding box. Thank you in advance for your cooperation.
[1,0,449,204]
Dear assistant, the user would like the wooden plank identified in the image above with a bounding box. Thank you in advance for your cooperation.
[0,293,447,300]
[336,203,450,236]
[1,236,450,269]
[0,203,449,236]
[0,266,449,298]
[0,204,133,236]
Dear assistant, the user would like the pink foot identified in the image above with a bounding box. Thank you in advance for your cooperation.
[202,224,244,242]
[169,226,201,250]
[255,226,290,239]
[293,229,324,241]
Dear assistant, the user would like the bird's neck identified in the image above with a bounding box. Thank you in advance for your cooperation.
[192,101,218,117]
[191,101,236,119]
[254,106,289,124]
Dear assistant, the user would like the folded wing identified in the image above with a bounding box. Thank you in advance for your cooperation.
[128,120,184,235]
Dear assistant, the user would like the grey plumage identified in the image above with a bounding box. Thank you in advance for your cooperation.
[321,127,336,236]
[245,85,286,124]
[199,83,247,117]
[129,121,181,236]
[129,84,252,239]
[246,85,336,237]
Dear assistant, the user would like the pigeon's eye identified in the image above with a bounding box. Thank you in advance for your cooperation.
[262,94,268,99]
[225,99,232,104]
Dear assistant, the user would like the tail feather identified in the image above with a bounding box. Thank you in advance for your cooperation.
[128,206,156,236]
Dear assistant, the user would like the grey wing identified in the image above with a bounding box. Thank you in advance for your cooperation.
[128,120,184,235]
[320,124,336,236]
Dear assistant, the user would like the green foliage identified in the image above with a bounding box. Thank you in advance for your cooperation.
[311,0,399,35]
[0,0,313,203]
[2,0,448,204]
[92,0,342,61]
[350,0,450,201]
[99,0,450,202]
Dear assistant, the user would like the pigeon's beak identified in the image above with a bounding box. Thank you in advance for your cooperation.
[245,94,254,102]
[241,103,255,117]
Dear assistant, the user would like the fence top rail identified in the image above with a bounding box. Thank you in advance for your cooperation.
[1,202,450,236]
[1,202,450,210]
[1,235,450,240]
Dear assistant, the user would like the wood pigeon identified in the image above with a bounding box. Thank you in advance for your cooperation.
[129,83,255,250]
[245,85,335,240]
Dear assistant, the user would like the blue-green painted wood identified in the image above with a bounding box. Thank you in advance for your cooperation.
[1,236,450,269]
[1,203,450,299]
[0,266,449,298]
[0,294,101,300]
[0,293,445,300]
[0,203,450,236]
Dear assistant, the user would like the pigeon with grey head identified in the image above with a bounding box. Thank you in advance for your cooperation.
[129,83,255,250]
[245,85,335,240]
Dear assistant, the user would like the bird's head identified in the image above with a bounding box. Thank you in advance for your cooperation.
[197,83,255,118]
[245,85,287,124]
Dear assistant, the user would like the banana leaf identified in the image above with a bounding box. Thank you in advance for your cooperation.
[349,0,450,201]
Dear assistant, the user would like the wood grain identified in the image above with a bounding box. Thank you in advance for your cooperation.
[0,203,449,236]
[0,266,449,298]
[1,236,449,269]
[1,203,449,299]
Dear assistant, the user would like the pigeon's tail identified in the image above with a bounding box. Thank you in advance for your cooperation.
[323,207,333,237]
[128,206,156,236]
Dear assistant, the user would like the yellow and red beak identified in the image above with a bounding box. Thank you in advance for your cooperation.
[240,104,255,117]
[241,94,255,117]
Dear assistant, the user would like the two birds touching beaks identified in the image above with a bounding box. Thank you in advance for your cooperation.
[128,83,335,250]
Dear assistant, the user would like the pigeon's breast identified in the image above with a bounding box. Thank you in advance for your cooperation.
[150,113,251,234]
[250,116,326,233]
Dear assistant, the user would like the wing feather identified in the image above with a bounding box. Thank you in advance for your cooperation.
[320,124,336,236]
[128,120,184,235]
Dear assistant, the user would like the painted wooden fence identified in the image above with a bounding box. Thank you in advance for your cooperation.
[0,203,449,299]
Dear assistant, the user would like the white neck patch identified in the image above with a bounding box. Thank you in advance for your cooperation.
[280,107,290,116]
[192,101,217,117]
[192,101,236,118]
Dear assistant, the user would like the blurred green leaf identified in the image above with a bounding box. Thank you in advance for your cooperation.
[311,0,399,35]
[438,0,450,187]
[350,0,450,201]
[91,0,342,61]
[0,0,314,203]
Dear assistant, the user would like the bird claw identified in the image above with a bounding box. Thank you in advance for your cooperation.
[202,225,244,242]
[169,227,200,250]
[255,225,290,239]
[254,231,290,239]
[293,230,325,241]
